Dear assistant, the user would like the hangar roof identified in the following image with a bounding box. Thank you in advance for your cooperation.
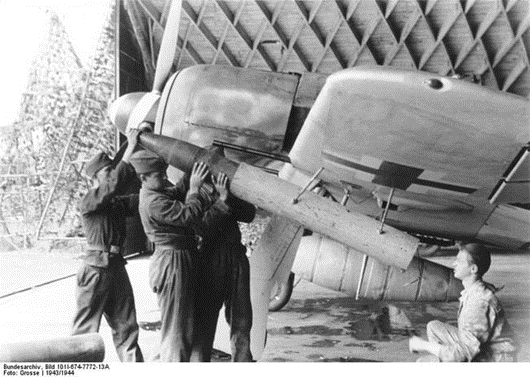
[121,0,530,98]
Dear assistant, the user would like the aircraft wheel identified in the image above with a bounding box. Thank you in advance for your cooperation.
[268,272,295,312]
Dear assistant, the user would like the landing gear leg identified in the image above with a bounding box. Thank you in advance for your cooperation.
[268,272,295,312]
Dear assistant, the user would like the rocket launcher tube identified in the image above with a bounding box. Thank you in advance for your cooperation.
[137,132,419,269]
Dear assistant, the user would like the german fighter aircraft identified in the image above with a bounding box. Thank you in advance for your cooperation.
[109,0,530,359]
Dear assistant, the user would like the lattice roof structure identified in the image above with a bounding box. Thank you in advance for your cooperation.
[119,0,530,98]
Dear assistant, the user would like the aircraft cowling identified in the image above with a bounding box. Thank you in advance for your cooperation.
[293,234,463,301]
[156,65,298,171]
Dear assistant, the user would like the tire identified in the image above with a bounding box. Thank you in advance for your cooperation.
[268,272,295,312]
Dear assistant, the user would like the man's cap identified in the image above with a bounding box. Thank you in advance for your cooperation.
[86,152,113,178]
[129,149,167,174]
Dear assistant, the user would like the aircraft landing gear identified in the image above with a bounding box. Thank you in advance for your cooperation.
[269,272,295,312]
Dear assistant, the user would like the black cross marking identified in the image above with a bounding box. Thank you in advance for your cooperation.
[322,152,477,194]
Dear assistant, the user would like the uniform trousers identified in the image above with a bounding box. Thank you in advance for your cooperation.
[71,261,143,362]
[416,320,516,362]
[148,247,197,362]
[191,249,253,362]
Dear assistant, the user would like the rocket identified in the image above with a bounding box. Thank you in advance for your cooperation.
[132,129,419,270]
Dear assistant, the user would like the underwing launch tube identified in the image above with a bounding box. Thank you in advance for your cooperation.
[293,234,463,301]
[0,333,105,362]
[137,132,419,269]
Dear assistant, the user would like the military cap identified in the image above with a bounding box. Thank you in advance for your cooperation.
[129,149,167,174]
[86,152,113,178]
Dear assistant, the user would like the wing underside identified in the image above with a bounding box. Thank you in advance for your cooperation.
[290,68,530,204]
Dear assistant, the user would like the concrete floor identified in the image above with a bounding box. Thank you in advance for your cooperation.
[0,250,529,363]
[259,252,530,362]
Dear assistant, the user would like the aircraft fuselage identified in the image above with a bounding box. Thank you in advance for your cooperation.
[155,65,530,252]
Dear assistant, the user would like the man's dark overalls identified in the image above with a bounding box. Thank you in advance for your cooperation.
[72,160,143,362]
[191,190,256,362]
[138,178,212,361]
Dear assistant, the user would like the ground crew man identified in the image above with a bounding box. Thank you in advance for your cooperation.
[130,149,213,362]
[409,243,517,362]
[190,172,256,362]
[72,129,144,362]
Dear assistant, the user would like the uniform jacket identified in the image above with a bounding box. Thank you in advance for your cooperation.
[195,188,256,255]
[79,161,137,267]
[138,178,211,248]
[438,279,517,361]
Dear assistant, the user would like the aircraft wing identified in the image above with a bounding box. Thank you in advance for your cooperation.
[290,67,530,206]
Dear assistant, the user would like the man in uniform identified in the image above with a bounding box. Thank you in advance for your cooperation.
[129,149,214,362]
[409,243,517,362]
[72,129,144,362]
[190,172,256,362]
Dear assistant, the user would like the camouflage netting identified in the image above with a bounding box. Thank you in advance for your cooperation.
[239,212,270,255]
